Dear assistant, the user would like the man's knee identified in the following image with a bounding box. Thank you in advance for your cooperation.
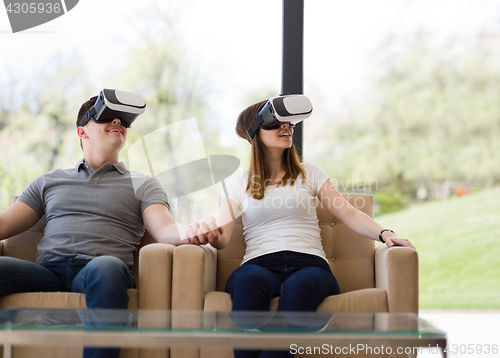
[0,257,64,296]
[89,255,128,271]
[0,256,27,270]
[83,256,132,286]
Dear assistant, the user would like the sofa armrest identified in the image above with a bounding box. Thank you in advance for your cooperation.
[375,245,419,313]
[138,243,176,310]
[171,244,217,310]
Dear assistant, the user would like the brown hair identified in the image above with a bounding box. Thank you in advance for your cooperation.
[236,100,306,199]
[76,96,98,150]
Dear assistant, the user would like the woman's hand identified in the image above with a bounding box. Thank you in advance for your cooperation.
[383,234,415,249]
[185,217,223,245]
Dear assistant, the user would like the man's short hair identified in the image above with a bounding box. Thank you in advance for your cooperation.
[77,96,98,128]
[77,96,98,150]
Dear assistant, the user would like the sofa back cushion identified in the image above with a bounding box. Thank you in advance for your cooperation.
[318,193,375,293]
[216,193,375,293]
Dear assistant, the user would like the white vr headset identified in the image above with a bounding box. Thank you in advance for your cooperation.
[247,94,313,143]
[79,89,146,128]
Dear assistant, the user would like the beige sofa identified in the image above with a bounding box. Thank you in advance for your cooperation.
[170,193,419,358]
[0,197,175,358]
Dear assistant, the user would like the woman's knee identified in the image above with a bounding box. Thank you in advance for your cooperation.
[226,265,277,292]
[225,264,282,311]
[280,267,339,307]
[290,267,338,291]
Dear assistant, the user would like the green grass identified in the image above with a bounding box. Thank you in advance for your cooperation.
[376,186,500,309]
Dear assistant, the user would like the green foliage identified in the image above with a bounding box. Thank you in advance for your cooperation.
[0,53,90,210]
[0,5,224,213]
[373,187,410,215]
[104,7,229,222]
[377,186,500,309]
[310,33,500,200]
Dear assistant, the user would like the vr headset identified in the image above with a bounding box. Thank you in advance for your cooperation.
[247,94,312,143]
[79,89,146,128]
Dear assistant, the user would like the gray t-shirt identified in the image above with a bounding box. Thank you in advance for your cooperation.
[18,159,168,267]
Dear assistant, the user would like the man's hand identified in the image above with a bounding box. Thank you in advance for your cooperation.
[184,217,223,245]
[143,205,224,246]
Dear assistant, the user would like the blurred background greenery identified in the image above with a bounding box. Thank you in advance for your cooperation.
[1,0,499,309]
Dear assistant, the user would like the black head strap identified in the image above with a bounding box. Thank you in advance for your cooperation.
[79,107,96,127]
[247,115,264,144]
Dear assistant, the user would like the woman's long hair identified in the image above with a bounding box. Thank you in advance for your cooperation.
[236,100,306,199]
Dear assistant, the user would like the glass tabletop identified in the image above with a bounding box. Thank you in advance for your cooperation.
[0,308,445,338]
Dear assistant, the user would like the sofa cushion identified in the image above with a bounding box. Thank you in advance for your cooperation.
[0,289,139,309]
[316,288,387,312]
[204,288,387,313]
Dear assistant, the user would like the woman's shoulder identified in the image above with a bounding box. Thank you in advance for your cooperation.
[226,170,249,187]
[231,170,249,180]
[301,162,324,174]
[300,162,330,182]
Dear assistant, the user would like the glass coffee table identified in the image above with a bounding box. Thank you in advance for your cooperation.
[0,308,447,357]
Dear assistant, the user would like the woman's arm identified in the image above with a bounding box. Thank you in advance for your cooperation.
[143,204,222,245]
[317,179,414,248]
[210,197,239,250]
[173,197,239,249]
[176,197,238,249]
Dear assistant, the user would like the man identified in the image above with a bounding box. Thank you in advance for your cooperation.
[0,93,222,358]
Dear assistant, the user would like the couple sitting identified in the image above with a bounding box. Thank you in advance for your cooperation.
[0,90,414,358]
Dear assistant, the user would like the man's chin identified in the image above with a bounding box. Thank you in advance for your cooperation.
[105,138,126,152]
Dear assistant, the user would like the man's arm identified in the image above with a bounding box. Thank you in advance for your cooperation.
[143,204,222,245]
[0,200,41,240]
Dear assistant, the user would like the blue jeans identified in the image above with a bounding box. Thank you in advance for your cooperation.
[0,255,135,358]
[226,251,340,358]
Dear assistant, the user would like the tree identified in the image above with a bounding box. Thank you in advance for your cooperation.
[0,54,91,210]
[108,2,229,222]
[310,32,500,212]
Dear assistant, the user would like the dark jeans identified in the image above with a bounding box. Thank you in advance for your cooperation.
[0,255,135,358]
[226,251,340,358]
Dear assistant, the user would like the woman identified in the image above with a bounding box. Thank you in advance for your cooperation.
[193,99,415,358]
